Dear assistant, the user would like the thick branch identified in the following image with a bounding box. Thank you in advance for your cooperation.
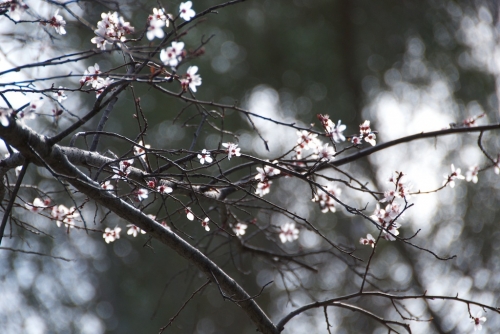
[0,120,279,334]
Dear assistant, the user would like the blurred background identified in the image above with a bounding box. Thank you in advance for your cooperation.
[1,0,500,333]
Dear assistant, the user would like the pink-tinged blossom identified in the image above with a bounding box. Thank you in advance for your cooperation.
[90,32,106,50]
[62,207,79,227]
[313,184,341,213]
[179,1,195,21]
[180,66,202,92]
[80,63,101,87]
[255,161,281,181]
[292,147,303,164]
[51,204,69,226]
[370,204,401,241]
[473,311,487,331]
[101,180,114,190]
[185,207,194,221]
[463,113,484,127]
[315,143,336,162]
[133,140,150,161]
[103,226,121,243]
[255,180,272,197]
[160,41,184,67]
[385,171,411,199]
[91,12,134,50]
[443,164,465,188]
[146,17,165,40]
[351,136,361,145]
[94,77,114,98]
[379,189,397,203]
[398,182,412,199]
[317,114,334,130]
[149,8,169,23]
[135,188,149,201]
[326,120,347,142]
[279,223,299,243]
[197,149,213,164]
[5,0,27,21]
[49,10,66,35]
[112,159,134,179]
[222,142,241,160]
[233,223,247,237]
[157,184,173,194]
[364,132,376,146]
[161,221,172,231]
[18,106,36,121]
[29,97,44,112]
[201,217,210,231]
[25,198,49,213]
[465,165,479,183]
[127,224,146,237]
[254,161,280,197]
[359,120,371,135]
[80,64,113,97]
[296,130,320,151]
[388,171,399,184]
[53,86,67,103]
[359,234,376,248]
[382,222,401,241]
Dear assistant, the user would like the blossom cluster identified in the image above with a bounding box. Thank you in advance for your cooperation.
[295,130,335,162]
[146,8,171,41]
[254,161,281,197]
[359,234,375,248]
[443,163,482,186]
[443,164,465,188]
[352,120,376,146]
[160,41,185,68]
[370,202,402,241]
[294,114,363,163]
[363,171,411,243]
[312,183,341,213]
[91,12,134,50]
[111,158,134,180]
[25,198,79,228]
[158,40,202,92]
[317,114,347,142]
[79,63,114,98]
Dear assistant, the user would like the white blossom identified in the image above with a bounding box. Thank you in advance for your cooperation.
[179,1,195,21]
